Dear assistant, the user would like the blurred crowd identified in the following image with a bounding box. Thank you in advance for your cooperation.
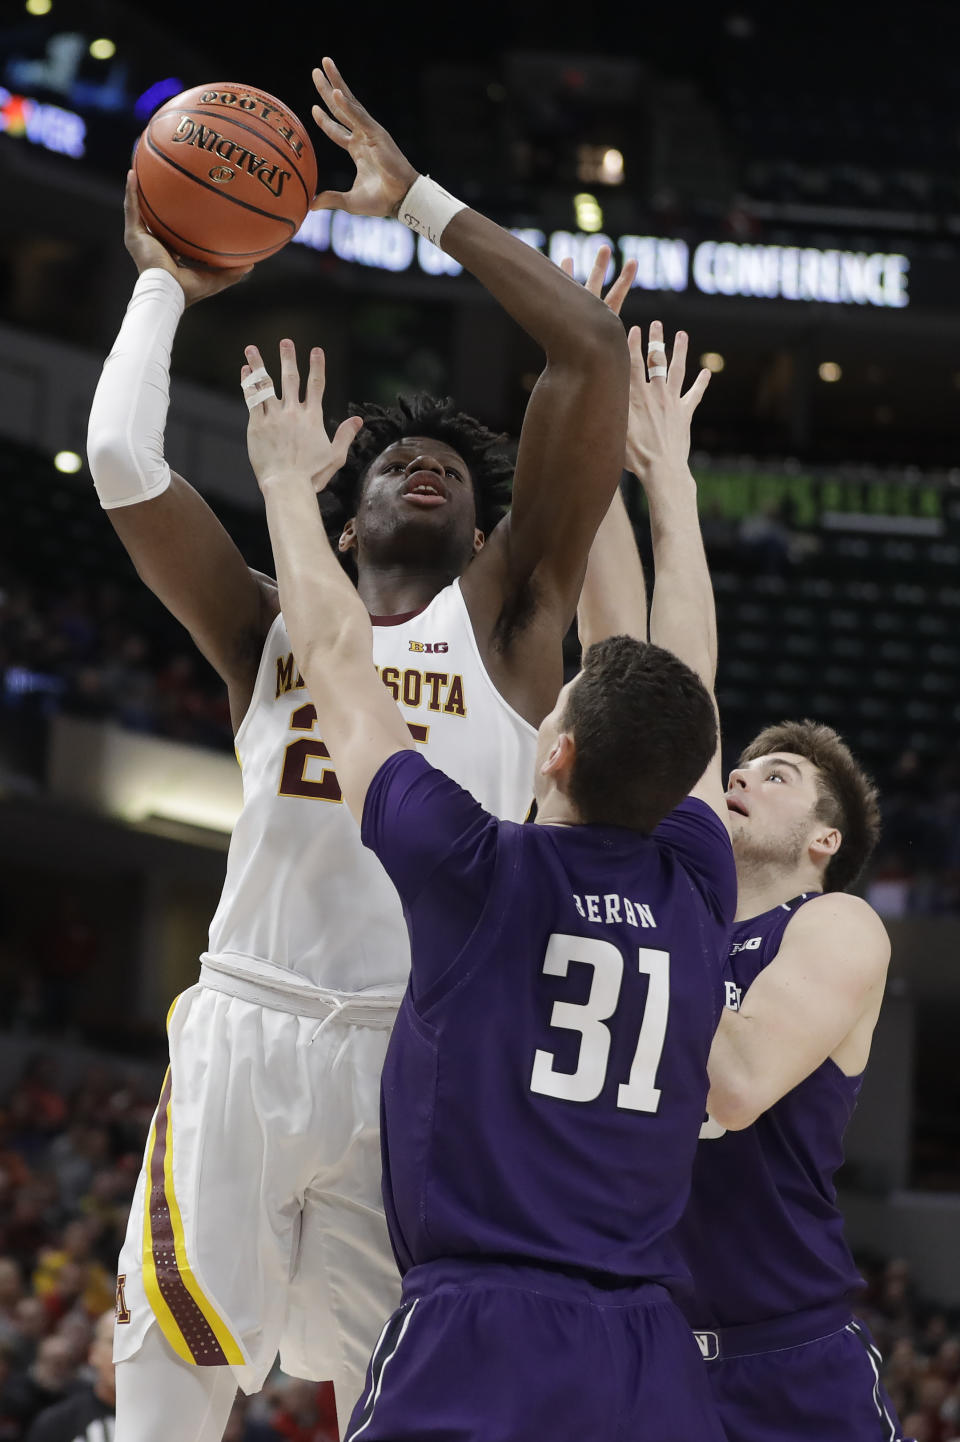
[0,1053,338,1441]
[0,576,233,753]
[0,1048,959,1440]
[857,1256,960,1442]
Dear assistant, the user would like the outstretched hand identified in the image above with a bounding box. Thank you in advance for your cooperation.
[559,243,638,318]
[624,321,710,483]
[242,340,363,494]
[310,57,417,216]
[123,171,252,306]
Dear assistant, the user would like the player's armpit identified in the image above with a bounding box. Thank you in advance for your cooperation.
[706,893,890,1131]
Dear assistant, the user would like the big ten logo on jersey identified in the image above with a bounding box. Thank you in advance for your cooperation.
[408,640,448,653]
[731,935,761,957]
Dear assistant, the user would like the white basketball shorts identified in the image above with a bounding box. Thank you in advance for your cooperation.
[114,977,403,1429]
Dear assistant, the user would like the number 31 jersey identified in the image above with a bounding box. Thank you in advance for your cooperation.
[363,750,737,1285]
[203,579,537,995]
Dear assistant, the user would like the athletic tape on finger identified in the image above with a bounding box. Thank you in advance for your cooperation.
[648,365,668,378]
[245,385,276,411]
[647,341,667,357]
[241,367,272,393]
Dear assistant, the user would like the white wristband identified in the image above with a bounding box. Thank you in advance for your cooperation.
[397,175,466,248]
[87,268,184,509]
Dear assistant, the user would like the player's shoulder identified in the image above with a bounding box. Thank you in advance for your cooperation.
[785,892,890,970]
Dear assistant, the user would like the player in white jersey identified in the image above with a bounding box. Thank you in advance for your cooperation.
[85,58,629,1442]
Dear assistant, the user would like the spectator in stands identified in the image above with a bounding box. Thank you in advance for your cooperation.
[32,1222,113,1323]
[0,1335,77,1435]
[22,1309,113,1442]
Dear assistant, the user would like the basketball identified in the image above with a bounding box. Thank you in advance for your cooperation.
[134,82,318,268]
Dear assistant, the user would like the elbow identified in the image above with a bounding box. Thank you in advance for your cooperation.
[584,303,632,364]
[706,1078,759,1133]
[556,299,630,373]
[86,425,128,484]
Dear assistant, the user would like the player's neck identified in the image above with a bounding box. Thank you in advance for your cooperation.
[734,858,822,922]
[356,561,457,617]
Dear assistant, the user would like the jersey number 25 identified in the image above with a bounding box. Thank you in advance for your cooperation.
[530,934,669,1113]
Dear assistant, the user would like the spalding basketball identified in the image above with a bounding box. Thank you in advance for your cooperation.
[134,82,318,268]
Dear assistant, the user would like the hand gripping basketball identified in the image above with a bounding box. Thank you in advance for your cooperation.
[242,340,363,495]
[309,57,417,217]
[123,171,253,306]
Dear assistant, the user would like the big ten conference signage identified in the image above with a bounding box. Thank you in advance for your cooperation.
[294,211,910,311]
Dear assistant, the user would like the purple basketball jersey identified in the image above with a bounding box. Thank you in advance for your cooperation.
[675,894,865,1328]
[361,749,736,1291]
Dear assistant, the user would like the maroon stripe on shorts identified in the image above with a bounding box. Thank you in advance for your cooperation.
[149,1069,230,1365]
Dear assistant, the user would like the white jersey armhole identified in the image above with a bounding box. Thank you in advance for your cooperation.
[233,609,288,756]
[452,577,539,739]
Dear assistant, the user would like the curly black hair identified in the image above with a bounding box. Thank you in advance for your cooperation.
[319,394,514,550]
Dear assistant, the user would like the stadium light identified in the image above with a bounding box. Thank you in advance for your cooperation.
[574,193,603,233]
[601,149,624,184]
[701,352,725,373]
[818,361,842,383]
[25,0,52,14]
[54,450,82,473]
[89,37,115,60]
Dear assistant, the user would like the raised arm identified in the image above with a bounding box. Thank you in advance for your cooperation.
[86,174,274,729]
[629,323,727,827]
[568,248,648,650]
[244,341,412,821]
[706,893,890,1130]
[310,59,630,722]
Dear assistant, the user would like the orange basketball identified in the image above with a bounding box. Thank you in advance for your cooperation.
[134,82,318,268]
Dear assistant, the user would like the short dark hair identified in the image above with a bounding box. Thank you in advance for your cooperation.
[563,635,718,831]
[321,394,514,546]
[738,720,881,892]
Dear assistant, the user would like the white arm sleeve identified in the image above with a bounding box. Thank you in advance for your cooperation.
[86,268,185,509]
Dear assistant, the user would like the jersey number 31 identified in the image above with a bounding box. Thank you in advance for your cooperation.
[530,934,669,1113]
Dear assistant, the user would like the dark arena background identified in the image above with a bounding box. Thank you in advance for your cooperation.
[0,2,958,1437]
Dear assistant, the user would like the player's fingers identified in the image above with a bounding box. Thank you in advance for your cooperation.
[306,346,327,402]
[584,244,611,298]
[603,257,638,318]
[332,416,364,461]
[241,347,276,413]
[647,319,668,382]
[332,88,371,134]
[668,330,688,395]
[627,325,646,374]
[311,104,353,147]
[315,60,358,128]
[684,366,712,410]
[324,59,365,113]
[278,338,300,404]
[559,257,575,278]
[123,171,143,232]
[311,188,352,213]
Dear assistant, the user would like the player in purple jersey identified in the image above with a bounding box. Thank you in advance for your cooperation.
[577,316,907,1441]
[238,317,739,1440]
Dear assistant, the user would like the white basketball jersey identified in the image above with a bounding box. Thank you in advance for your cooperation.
[203,579,537,994]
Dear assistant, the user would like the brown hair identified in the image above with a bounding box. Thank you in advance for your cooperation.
[738,720,881,892]
[564,636,717,831]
